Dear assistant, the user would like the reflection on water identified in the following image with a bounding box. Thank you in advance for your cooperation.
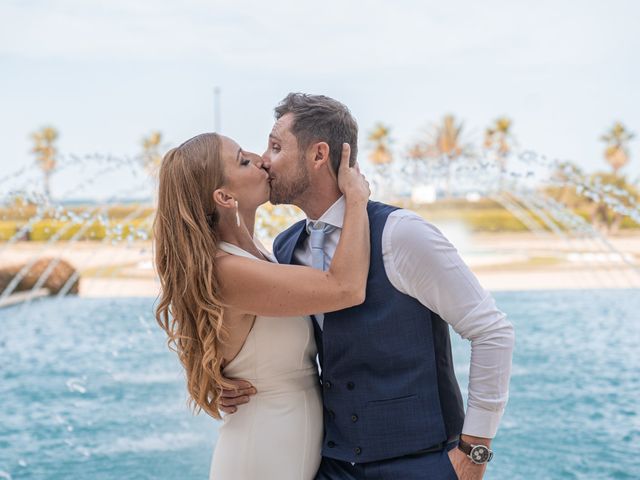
[1,291,639,479]
[470,289,640,479]
[0,298,215,480]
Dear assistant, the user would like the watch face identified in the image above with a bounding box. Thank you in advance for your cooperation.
[470,445,490,464]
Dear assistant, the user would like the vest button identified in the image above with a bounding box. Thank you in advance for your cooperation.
[328,410,336,420]
[324,381,332,390]
[327,441,336,448]
[347,382,355,390]
[351,414,358,423]
[354,447,362,455]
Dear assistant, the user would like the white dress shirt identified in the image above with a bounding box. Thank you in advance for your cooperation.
[293,196,515,439]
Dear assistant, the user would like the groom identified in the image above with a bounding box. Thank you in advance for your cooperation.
[226,93,514,479]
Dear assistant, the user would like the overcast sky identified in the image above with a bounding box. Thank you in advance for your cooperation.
[1,0,638,199]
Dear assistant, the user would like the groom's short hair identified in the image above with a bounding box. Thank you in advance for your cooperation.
[274,93,358,171]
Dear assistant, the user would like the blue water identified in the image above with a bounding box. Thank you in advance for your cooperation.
[1,290,639,479]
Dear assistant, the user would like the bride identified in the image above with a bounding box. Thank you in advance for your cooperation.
[152,132,370,479]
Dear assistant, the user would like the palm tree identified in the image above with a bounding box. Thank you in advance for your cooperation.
[588,171,639,233]
[365,123,394,200]
[484,117,514,165]
[367,123,393,165]
[406,143,428,161]
[601,122,634,175]
[31,126,59,201]
[484,117,515,190]
[413,114,471,197]
[430,115,467,158]
[546,160,585,208]
[141,131,164,177]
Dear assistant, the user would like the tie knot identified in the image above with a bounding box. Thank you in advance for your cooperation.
[307,221,335,236]
[307,222,335,250]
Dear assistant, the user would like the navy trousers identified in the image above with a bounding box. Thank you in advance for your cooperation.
[314,442,459,480]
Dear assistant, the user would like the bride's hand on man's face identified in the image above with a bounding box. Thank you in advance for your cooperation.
[219,378,257,414]
[336,143,370,202]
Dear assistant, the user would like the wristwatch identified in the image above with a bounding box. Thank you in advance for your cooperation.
[457,438,494,465]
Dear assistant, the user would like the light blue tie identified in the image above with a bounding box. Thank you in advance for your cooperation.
[307,221,335,330]
[308,221,335,271]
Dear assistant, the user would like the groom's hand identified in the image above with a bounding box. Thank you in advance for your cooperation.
[447,435,490,480]
[219,378,256,414]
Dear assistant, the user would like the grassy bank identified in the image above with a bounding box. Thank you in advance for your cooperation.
[1,199,638,241]
[0,204,154,241]
[397,198,640,233]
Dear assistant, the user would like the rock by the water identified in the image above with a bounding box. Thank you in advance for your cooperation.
[0,258,79,295]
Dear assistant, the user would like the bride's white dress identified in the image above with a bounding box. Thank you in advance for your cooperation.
[209,241,323,480]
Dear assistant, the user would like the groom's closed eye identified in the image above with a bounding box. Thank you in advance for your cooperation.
[268,133,281,153]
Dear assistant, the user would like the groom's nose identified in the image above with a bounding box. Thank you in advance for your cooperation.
[261,151,271,170]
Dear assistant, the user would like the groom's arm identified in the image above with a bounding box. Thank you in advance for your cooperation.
[382,211,515,475]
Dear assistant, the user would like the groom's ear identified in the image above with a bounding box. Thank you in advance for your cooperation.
[309,141,331,172]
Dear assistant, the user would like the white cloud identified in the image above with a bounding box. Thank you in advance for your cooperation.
[3,0,633,71]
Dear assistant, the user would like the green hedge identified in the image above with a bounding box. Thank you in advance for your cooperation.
[410,206,639,232]
[29,220,107,241]
[0,205,155,222]
[1,204,637,239]
[413,207,531,232]
[0,221,18,241]
[1,219,152,241]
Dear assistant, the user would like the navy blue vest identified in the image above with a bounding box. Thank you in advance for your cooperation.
[273,201,464,463]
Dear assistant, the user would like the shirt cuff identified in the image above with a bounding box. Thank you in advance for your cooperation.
[461,405,504,439]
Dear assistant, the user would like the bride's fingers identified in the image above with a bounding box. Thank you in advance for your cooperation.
[339,143,351,175]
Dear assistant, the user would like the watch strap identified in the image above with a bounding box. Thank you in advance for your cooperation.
[457,438,473,456]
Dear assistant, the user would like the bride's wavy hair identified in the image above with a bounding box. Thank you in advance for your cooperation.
[153,132,235,419]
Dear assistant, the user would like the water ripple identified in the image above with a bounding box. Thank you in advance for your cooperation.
[1,292,639,478]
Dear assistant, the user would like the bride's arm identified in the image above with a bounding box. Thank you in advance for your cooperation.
[215,144,370,317]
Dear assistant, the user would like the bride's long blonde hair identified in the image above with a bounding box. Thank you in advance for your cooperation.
[153,133,234,419]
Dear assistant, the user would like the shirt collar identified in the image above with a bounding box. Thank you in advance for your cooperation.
[305,195,345,230]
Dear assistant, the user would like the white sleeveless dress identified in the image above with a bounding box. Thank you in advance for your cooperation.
[209,241,323,480]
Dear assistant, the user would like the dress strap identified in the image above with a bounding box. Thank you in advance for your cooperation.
[253,237,277,263]
[218,240,277,262]
[217,241,260,260]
